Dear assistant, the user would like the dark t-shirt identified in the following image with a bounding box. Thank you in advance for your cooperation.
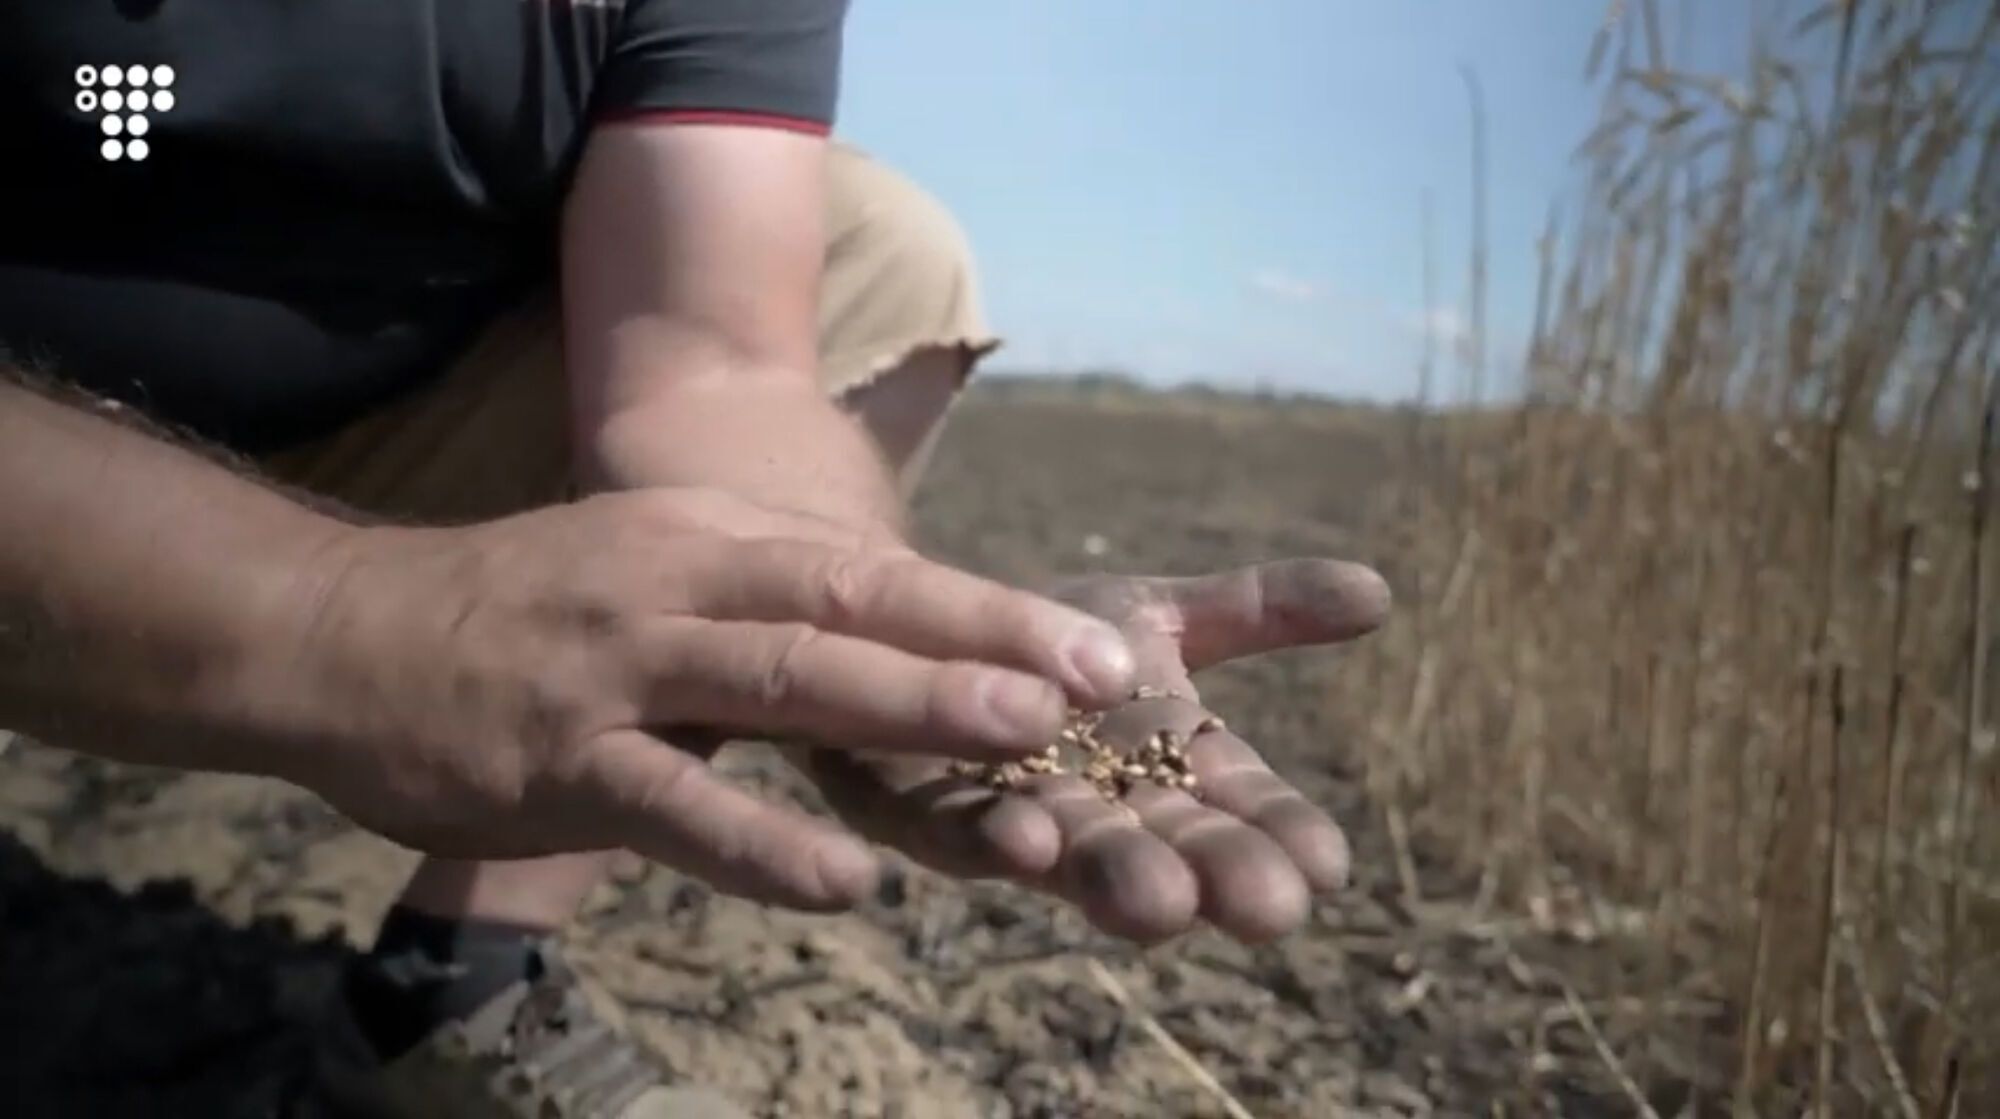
[0,0,846,453]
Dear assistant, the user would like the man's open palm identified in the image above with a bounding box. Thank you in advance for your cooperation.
[808,558,1391,945]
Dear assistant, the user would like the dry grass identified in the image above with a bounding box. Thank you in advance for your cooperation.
[1343,0,1999,1113]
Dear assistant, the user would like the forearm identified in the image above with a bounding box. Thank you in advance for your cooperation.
[580,364,908,538]
[559,124,906,535]
[0,372,348,776]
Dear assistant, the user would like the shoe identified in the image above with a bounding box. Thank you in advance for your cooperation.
[314,942,747,1119]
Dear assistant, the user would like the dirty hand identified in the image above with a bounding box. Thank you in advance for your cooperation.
[807,558,1392,944]
[275,487,1137,907]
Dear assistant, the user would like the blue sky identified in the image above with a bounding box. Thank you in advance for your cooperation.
[835,0,1757,402]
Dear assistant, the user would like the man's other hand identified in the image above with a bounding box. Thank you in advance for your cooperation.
[806,559,1391,945]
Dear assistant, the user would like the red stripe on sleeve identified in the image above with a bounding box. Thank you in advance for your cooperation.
[593,108,832,136]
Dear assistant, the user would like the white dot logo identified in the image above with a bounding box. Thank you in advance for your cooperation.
[76,63,176,161]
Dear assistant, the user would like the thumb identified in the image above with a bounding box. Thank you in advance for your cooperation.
[1155,558,1391,671]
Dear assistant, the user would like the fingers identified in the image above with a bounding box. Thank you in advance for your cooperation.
[566,730,880,910]
[643,618,1070,759]
[807,751,1060,879]
[1186,727,1352,891]
[811,727,1340,943]
[1028,774,1200,943]
[808,743,1208,942]
[1022,775,1317,943]
[681,540,1138,706]
[1073,694,1342,938]
[1121,783,1310,943]
[789,675,1348,945]
[814,755,1266,945]
[1070,700,1319,941]
[1151,558,1393,671]
[1096,693,1352,892]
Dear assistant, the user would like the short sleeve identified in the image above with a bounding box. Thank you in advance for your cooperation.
[592,0,850,135]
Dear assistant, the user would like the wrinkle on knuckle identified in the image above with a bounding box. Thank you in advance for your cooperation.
[756,623,821,709]
[791,836,845,900]
[630,751,703,824]
[691,803,770,884]
[814,551,878,628]
[707,824,759,880]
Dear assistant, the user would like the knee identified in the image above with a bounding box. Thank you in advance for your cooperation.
[867,182,979,302]
[823,146,986,340]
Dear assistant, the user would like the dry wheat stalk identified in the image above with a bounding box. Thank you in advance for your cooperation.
[1840,922,1923,1119]
[1082,958,1258,1119]
[1515,950,1663,1119]
[1335,0,1999,1109]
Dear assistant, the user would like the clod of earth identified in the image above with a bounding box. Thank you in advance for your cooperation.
[950,684,1225,801]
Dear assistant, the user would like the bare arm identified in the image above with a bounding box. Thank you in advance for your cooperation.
[561,124,906,535]
[0,128,886,779]
[0,363,1135,893]
[0,370,347,778]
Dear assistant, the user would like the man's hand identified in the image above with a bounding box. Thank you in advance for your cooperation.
[276,487,1139,908]
[1,374,1143,913]
[805,558,1391,944]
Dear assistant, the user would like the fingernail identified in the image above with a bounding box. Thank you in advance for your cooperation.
[1064,625,1135,697]
[979,673,1061,741]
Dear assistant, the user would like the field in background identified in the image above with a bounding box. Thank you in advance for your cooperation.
[1340,1,1997,1113]
[1,2,1993,1115]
